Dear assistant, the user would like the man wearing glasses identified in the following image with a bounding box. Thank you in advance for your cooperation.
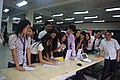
[90,30,102,54]
[99,30,120,80]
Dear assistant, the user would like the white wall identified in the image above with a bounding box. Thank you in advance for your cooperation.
[0,0,3,32]
[75,22,120,30]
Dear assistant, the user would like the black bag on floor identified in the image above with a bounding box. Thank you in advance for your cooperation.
[69,71,87,80]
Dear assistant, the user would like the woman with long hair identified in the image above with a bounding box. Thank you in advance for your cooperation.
[31,35,57,65]
[8,19,34,71]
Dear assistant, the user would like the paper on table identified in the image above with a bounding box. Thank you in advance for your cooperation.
[83,58,92,63]
[76,49,82,59]
[23,66,35,71]
[65,50,72,60]
[43,64,58,68]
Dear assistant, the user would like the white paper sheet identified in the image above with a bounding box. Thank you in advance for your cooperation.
[23,66,36,71]
[65,50,72,60]
[43,64,58,68]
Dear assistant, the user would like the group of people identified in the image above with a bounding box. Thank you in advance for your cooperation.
[0,27,9,46]
[8,19,120,80]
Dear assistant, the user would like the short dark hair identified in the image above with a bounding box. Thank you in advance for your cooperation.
[80,31,86,37]
[105,30,112,35]
[44,21,52,26]
[47,28,57,34]
[15,19,31,36]
[95,30,101,34]
[68,25,76,32]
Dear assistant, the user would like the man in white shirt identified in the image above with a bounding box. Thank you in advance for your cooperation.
[90,30,102,54]
[38,21,52,39]
[99,30,120,80]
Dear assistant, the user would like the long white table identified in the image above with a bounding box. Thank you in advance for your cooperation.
[2,55,104,80]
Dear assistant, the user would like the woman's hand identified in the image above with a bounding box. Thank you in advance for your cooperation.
[60,45,65,49]
[117,57,119,62]
[51,61,58,66]
[16,66,26,71]
[28,64,35,67]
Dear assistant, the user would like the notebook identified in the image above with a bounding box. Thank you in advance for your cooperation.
[64,50,72,60]
[55,57,64,61]
[81,53,92,62]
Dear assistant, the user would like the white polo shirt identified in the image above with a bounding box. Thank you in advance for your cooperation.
[99,38,120,60]
[31,42,44,54]
[57,41,66,52]
[38,30,47,39]
[90,37,101,50]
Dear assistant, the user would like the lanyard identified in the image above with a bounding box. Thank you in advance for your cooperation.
[19,36,26,63]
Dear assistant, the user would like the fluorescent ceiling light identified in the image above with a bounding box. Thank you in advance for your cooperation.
[48,19,54,22]
[2,20,7,22]
[3,8,9,13]
[92,20,105,22]
[35,16,42,19]
[106,7,120,12]
[13,17,21,20]
[64,17,75,20]
[56,22,63,24]
[16,0,28,7]
[112,15,120,17]
[52,13,63,17]
[6,18,8,21]
[74,10,89,14]
[36,20,42,23]
[74,21,83,23]
[84,16,98,19]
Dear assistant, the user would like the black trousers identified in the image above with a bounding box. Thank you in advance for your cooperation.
[53,52,64,57]
[101,59,118,80]
[31,54,39,63]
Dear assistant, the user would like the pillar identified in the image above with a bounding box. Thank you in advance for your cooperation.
[7,16,13,33]
[26,10,34,27]
[0,0,3,32]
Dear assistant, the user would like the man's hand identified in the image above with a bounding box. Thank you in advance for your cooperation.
[117,57,120,62]
[95,54,101,58]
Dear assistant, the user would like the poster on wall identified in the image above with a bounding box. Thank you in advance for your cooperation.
[85,30,92,36]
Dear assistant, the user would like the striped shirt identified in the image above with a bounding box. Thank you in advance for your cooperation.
[8,34,31,64]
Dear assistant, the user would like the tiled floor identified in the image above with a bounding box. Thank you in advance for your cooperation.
[0,45,11,69]
[0,45,98,80]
